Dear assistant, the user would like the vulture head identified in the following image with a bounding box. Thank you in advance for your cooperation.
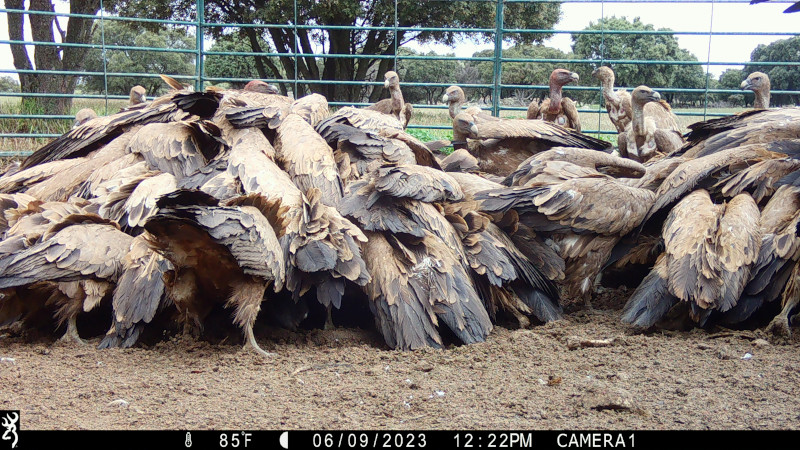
[73,108,98,128]
[741,72,771,109]
[631,85,662,107]
[452,112,479,144]
[442,85,466,105]
[591,66,615,85]
[129,85,147,105]
[384,71,400,88]
[550,69,579,88]
[244,80,280,94]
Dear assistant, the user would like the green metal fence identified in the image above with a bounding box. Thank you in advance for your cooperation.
[1,0,799,156]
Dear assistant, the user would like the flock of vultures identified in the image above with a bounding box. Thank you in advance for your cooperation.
[0,67,799,356]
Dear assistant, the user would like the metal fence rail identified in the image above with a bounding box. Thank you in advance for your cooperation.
[1,0,799,155]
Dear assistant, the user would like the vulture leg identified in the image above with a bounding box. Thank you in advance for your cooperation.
[228,278,274,357]
[766,263,800,338]
[59,316,87,345]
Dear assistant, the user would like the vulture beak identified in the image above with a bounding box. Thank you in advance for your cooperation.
[384,79,391,88]
[139,93,147,103]
[269,84,280,94]
[468,123,479,137]
[591,68,598,77]
[442,93,450,103]
[649,91,662,102]
[570,72,580,83]
[741,79,752,90]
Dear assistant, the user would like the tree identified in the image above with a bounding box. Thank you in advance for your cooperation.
[81,20,196,96]
[717,68,746,106]
[0,76,21,93]
[745,35,800,106]
[397,48,459,105]
[108,0,562,102]
[204,34,285,89]
[5,0,101,114]
[571,16,705,104]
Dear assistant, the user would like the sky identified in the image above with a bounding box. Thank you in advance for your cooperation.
[0,1,797,82]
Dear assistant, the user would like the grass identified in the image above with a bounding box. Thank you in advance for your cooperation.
[0,97,128,155]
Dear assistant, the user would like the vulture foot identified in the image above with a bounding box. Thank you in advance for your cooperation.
[323,306,335,331]
[766,315,792,339]
[244,324,275,357]
[59,318,88,345]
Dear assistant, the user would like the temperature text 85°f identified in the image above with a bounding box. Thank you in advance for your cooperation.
[219,432,253,447]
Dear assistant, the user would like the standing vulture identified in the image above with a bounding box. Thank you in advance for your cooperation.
[366,71,412,127]
[741,72,771,109]
[527,69,581,131]
[592,66,632,133]
[618,86,683,163]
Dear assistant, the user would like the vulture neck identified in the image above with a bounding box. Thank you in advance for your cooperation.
[754,90,770,109]
[389,85,404,115]
[631,101,646,137]
[448,99,464,119]
[600,79,619,105]
[547,84,563,114]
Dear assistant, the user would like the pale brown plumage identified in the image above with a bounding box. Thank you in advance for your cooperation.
[527,69,581,131]
[504,147,646,186]
[274,113,344,207]
[144,191,285,356]
[451,112,611,177]
[99,233,173,348]
[678,108,800,160]
[623,190,762,327]
[617,86,683,163]
[0,215,133,343]
[592,66,632,133]
[476,161,655,304]
[741,71,771,109]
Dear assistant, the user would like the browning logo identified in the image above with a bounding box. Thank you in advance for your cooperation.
[0,411,18,449]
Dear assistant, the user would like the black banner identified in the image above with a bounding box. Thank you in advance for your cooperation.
[8,430,798,450]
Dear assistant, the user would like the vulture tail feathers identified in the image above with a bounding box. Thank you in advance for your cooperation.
[621,263,678,328]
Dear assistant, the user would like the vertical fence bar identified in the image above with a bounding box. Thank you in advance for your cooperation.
[492,0,504,117]
[100,0,108,114]
[702,0,715,120]
[196,0,205,91]
[293,0,299,97]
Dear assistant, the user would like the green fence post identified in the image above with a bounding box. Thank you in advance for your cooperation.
[196,0,205,91]
[493,0,504,117]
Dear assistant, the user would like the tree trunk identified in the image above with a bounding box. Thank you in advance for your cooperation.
[6,0,100,114]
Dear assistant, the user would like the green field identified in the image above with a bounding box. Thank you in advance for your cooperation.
[1,96,742,157]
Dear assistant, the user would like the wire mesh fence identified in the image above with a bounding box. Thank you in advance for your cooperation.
[0,0,798,156]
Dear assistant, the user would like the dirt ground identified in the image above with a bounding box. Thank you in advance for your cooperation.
[2,288,800,431]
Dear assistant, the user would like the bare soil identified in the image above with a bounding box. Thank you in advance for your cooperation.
[2,288,800,431]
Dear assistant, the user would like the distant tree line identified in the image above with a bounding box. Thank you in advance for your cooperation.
[2,2,798,113]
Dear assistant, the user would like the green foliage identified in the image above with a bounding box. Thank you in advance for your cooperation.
[745,35,800,106]
[80,20,196,96]
[397,48,460,104]
[0,76,20,93]
[571,16,706,105]
[717,69,746,106]
[204,34,285,87]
